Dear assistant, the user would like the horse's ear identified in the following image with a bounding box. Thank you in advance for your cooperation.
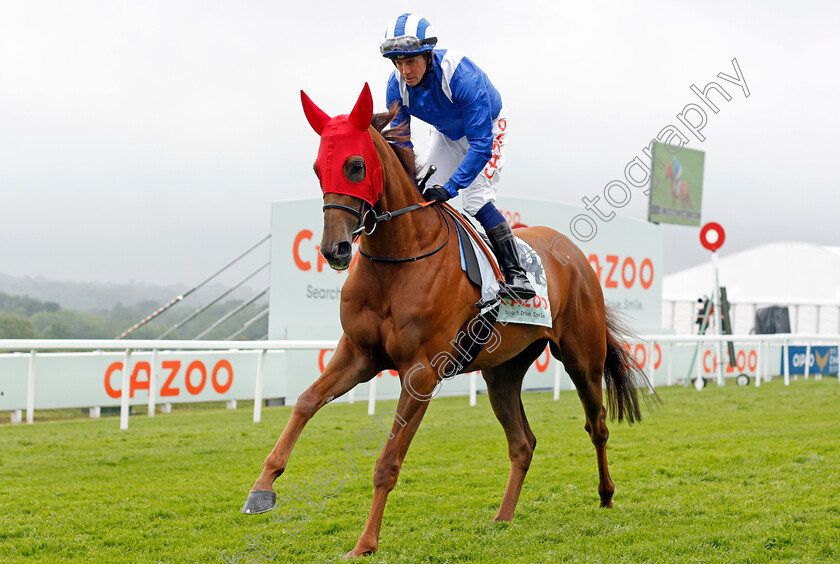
[301,90,331,135]
[348,83,373,132]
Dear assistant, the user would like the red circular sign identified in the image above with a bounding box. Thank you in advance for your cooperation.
[700,222,725,252]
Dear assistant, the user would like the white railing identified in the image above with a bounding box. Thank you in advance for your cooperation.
[627,333,840,388]
[2,334,838,429]
[0,339,337,429]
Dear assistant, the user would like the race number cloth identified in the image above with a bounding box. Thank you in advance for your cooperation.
[462,235,552,327]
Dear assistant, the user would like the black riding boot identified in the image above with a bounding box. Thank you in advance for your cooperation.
[487,222,536,301]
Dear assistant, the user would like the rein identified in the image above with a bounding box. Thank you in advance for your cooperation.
[357,200,451,264]
[353,200,435,236]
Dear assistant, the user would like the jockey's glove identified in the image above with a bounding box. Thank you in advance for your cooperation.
[424,185,454,203]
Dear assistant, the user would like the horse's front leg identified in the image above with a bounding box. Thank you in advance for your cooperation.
[345,364,437,558]
[241,335,378,514]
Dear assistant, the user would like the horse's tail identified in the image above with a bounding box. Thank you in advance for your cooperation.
[603,307,662,424]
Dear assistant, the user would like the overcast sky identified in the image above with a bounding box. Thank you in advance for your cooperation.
[1,0,838,288]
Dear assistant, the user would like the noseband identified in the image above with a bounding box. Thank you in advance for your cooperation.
[322,201,369,235]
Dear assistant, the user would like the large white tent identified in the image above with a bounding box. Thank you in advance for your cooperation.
[662,242,840,335]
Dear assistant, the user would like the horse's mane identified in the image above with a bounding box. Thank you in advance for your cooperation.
[371,103,417,185]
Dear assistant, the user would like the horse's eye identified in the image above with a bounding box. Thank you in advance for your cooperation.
[344,156,366,182]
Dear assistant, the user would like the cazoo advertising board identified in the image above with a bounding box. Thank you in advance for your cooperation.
[0,197,664,414]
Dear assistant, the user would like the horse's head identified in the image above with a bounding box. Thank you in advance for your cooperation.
[301,83,383,271]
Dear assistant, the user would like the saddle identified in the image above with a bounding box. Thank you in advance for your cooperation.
[439,202,504,287]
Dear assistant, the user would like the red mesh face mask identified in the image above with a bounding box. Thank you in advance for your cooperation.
[300,83,384,206]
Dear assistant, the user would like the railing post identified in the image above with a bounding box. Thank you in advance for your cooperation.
[804,343,811,380]
[648,342,656,389]
[553,359,561,400]
[27,350,36,424]
[253,349,267,423]
[667,343,673,387]
[148,349,158,418]
[783,340,790,386]
[120,349,132,430]
[755,341,762,387]
[763,341,770,384]
[368,376,377,415]
[469,372,477,406]
[696,343,703,387]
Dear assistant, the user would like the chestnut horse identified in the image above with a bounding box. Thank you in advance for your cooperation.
[665,161,694,210]
[242,84,656,558]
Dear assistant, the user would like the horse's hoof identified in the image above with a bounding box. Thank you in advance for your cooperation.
[343,546,376,559]
[241,490,276,514]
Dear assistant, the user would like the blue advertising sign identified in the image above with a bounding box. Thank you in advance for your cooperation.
[782,346,839,375]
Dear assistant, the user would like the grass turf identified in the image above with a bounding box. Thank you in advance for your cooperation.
[1,378,839,563]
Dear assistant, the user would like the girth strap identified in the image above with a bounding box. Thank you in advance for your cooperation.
[445,299,501,376]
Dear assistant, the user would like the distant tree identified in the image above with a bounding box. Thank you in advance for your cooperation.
[0,292,60,317]
[30,311,62,334]
[0,314,37,339]
[42,319,74,339]
[70,315,111,339]
[0,288,268,340]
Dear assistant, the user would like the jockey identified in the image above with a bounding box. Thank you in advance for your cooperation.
[671,157,683,197]
[380,13,535,301]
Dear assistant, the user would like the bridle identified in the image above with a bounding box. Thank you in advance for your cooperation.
[322,198,451,264]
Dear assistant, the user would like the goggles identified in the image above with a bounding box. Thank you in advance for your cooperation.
[379,35,437,55]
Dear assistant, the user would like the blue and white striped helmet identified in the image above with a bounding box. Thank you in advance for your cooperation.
[380,13,437,59]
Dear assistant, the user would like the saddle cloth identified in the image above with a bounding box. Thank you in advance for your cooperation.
[454,222,553,328]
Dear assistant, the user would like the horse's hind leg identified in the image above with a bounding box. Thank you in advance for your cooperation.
[482,341,544,522]
[242,335,377,514]
[555,336,615,508]
[682,183,694,210]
